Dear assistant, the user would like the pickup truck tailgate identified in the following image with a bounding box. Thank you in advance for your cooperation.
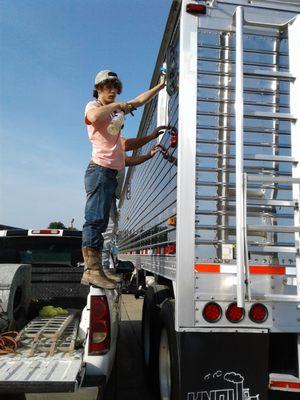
[0,357,83,393]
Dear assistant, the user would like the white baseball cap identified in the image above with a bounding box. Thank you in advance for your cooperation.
[94,70,120,85]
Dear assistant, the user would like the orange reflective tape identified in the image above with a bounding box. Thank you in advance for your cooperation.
[195,264,220,273]
[270,380,300,389]
[249,266,286,275]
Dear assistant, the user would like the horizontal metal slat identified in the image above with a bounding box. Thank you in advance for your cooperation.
[198,43,288,56]
[195,196,297,207]
[197,124,290,135]
[196,152,296,162]
[196,138,291,150]
[245,111,296,121]
[195,209,294,219]
[252,155,296,163]
[247,175,300,183]
[195,225,267,237]
[196,181,291,191]
[249,245,299,254]
[245,69,295,80]
[247,199,298,207]
[197,83,290,97]
[248,225,300,233]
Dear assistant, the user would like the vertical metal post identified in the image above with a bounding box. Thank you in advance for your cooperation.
[288,15,300,300]
[217,32,231,259]
[269,36,281,264]
[235,6,245,307]
[175,0,198,330]
[243,173,251,301]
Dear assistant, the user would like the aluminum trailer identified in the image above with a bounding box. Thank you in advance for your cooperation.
[118,0,300,399]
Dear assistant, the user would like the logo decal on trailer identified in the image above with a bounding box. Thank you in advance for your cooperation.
[187,371,260,400]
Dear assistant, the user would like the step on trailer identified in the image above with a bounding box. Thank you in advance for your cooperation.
[118,0,300,399]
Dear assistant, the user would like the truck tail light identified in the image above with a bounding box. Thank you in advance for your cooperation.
[29,229,61,235]
[88,295,110,355]
[203,302,222,323]
[249,303,268,323]
[186,3,206,15]
[226,303,245,323]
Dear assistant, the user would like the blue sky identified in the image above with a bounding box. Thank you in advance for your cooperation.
[0,0,173,230]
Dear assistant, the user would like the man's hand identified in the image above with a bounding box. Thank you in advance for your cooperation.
[159,74,166,87]
[150,125,168,140]
[118,102,131,114]
[148,144,161,158]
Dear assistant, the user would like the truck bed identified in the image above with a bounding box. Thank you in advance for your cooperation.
[0,311,84,393]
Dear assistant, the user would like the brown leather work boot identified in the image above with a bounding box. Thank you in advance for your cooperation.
[104,270,123,283]
[81,247,116,289]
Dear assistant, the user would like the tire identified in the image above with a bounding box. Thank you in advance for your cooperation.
[159,299,180,400]
[141,285,171,389]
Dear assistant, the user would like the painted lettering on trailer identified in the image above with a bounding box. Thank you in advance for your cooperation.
[186,371,260,400]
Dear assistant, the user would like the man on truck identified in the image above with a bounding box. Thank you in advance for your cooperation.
[82,69,166,289]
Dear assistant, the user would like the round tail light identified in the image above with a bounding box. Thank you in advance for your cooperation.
[226,303,245,323]
[249,303,268,323]
[203,302,222,323]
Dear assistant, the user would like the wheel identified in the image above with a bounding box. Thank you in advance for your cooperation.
[141,285,171,389]
[159,299,180,400]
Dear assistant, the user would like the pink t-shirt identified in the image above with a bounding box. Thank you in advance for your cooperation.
[84,101,125,170]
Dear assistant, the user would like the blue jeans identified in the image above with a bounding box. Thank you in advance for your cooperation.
[82,163,118,251]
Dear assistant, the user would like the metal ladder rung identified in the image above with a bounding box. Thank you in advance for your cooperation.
[242,20,289,29]
[248,225,300,233]
[251,155,296,163]
[245,111,297,121]
[233,8,293,30]
[197,153,297,163]
[249,245,299,254]
[229,188,264,198]
[247,199,298,207]
[247,175,300,183]
[245,70,295,80]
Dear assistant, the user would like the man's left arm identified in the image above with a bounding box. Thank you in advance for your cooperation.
[128,75,166,109]
[125,144,161,166]
[123,126,167,151]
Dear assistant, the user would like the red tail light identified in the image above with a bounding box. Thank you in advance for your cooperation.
[249,303,268,323]
[203,302,222,323]
[186,3,206,15]
[29,229,61,235]
[88,295,110,355]
[226,303,245,323]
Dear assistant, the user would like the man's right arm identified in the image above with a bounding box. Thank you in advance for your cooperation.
[86,101,129,125]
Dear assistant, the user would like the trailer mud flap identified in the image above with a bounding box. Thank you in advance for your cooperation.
[179,332,269,400]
